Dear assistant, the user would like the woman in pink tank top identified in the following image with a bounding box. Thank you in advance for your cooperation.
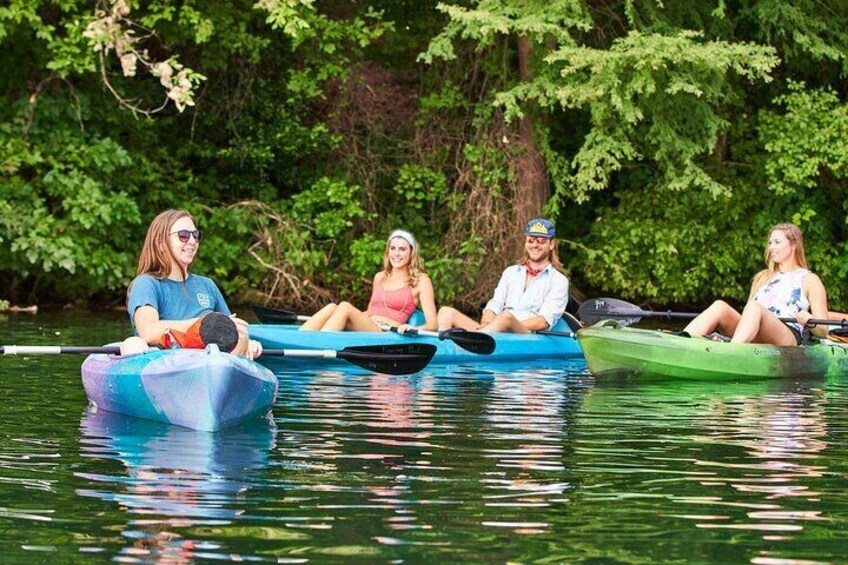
[299,230,438,332]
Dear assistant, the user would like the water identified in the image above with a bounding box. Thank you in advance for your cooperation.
[1,311,847,563]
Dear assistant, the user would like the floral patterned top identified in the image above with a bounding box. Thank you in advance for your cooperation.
[752,268,810,331]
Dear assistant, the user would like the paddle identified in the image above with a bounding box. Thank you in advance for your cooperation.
[384,326,496,355]
[252,305,309,324]
[0,343,437,375]
[253,304,496,355]
[577,297,848,329]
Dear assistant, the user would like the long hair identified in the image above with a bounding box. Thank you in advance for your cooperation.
[750,223,807,295]
[381,233,426,288]
[136,209,195,281]
[521,239,564,271]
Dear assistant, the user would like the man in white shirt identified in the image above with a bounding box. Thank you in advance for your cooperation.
[437,218,570,333]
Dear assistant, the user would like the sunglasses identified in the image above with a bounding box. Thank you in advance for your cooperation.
[171,229,203,243]
[525,236,552,244]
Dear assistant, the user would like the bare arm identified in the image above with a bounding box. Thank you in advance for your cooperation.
[518,315,552,332]
[133,305,199,345]
[480,309,497,326]
[415,275,438,331]
[802,274,829,339]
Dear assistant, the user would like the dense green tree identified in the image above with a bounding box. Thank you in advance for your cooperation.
[1,0,847,312]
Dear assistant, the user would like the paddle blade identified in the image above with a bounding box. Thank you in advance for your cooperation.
[578,297,645,326]
[337,344,437,375]
[252,305,300,325]
[441,329,495,355]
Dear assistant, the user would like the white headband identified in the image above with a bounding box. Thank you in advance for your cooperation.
[388,229,415,248]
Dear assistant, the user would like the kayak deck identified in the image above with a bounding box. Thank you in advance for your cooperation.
[81,346,278,431]
[577,320,848,379]
[249,323,582,365]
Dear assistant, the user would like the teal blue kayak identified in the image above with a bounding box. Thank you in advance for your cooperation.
[81,346,278,431]
[249,321,582,365]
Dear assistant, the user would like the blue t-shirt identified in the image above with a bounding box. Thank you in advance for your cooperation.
[127,274,231,331]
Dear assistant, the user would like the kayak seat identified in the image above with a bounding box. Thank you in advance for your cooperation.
[407,310,426,326]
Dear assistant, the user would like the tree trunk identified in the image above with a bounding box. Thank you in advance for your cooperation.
[512,35,550,254]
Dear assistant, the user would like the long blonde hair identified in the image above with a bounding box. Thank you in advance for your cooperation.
[750,223,807,295]
[521,239,564,271]
[381,232,425,288]
[136,209,195,281]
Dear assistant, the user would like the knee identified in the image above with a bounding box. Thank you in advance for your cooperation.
[710,300,731,311]
[337,301,354,312]
[120,336,149,356]
[437,306,457,323]
[494,311,516,322]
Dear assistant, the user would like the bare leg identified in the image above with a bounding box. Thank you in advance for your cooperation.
[437,306,481,331]
[731,301,797,345]
[300,303,338,331]
[683,300,742,337]
[120,336,149,356]
[480,311,531,334]
[321,302,382,332]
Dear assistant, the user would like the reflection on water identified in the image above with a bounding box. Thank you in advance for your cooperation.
[572,378,844,563]
[0,309,847,564]
[76,408,276,562]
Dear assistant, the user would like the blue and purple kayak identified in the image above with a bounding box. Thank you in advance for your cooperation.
[81,346,278,432]
[249,321,583,365]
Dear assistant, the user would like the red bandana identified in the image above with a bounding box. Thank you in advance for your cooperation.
[525,261,549,277]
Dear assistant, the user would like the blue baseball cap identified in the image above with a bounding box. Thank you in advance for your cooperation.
[524,218,555,238]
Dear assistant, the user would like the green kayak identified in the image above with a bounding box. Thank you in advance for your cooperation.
[577,320,848,379]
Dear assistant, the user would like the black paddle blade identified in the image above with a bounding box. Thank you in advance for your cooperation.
[337,343,437,375]
[252,305,299,325]
[577,297,645,326]
[441,329,495,355]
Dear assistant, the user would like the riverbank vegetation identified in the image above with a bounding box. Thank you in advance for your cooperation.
[2,0,847,311]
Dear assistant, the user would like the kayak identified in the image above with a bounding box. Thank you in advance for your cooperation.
[249,321,583,365]
[577,320,848,379]
[81,346,278,431]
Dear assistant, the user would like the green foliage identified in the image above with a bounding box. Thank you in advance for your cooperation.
[420,0,590,64]
[499,30,778,202]
[3,0,848,314]
[0,96,141,299]
[290,178,367,239]
[393,164,449,210]
[760,82,848,195]
[348,235,386,279]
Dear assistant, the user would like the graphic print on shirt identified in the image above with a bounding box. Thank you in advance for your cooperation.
[196,292,212,308]
[753,270,808,319]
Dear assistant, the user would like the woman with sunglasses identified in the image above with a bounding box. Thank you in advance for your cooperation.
[299,229,438,332]
[120,209,262,358]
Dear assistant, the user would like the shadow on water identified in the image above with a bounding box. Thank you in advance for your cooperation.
[76,408,276,562]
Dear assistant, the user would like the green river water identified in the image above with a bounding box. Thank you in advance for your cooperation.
[0,311,846,563]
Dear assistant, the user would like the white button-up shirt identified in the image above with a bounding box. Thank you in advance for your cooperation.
[483,264,570,329]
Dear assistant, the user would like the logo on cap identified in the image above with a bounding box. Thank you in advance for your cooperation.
[524,218,555,238]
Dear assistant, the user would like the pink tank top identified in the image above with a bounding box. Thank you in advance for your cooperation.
[366,283,416,324]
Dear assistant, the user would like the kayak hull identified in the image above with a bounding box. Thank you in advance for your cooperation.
[249,324,583,364]
[81,347,278,431]
[577,321,848,379]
